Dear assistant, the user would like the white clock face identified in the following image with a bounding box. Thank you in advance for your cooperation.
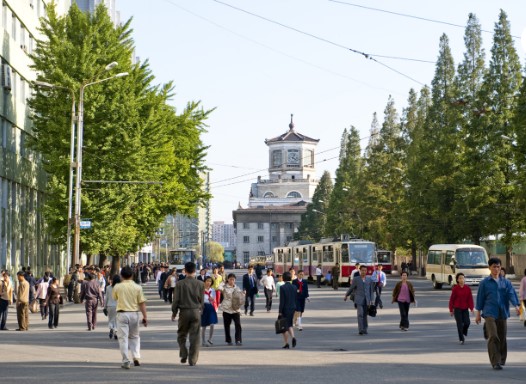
[288,150,300,164]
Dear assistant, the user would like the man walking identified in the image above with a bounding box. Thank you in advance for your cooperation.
[113,266,148,369]
[475,257,520,370]
[331,263,340,290]
[344,265,375,335]
[260,269,276,312]
[80,272,104,331]
[16,271,30,331]
[315,264,322,288]
[0,271,14,330]
[371,265,387,309]
[172,262,204,366]
[242,266,258,316]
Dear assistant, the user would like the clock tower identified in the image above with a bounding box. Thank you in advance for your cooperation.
[248,114,319,206]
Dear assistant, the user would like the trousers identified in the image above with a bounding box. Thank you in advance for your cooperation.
[453,308,470,342]
[0,298,9,329]
[397,301,410,329]
[16,302,29,330]
[264,288,273,311]
[484,317,507,366]
[117,311,141,364]
[177,308,201,364]
[84,299,98,329]
[223,312,242,343]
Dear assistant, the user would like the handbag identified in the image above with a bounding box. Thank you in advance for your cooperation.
[275,316,288,334]
[368,304,377,317]
[59,295,64,305]
[29,300,39,313]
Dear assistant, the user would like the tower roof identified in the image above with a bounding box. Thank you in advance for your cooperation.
[265,114,319,144]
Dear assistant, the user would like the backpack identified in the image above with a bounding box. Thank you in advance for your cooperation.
[63,274,72,287]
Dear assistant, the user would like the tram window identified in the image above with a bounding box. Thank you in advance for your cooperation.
[278,252,283,263]
[341,247,350,263]
[286,252,291,263]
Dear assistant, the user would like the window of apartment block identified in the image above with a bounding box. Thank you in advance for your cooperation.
[257,236,264,243]
[272,236,278,243]
[257,222,263,229]
[243,251,249,262]
[257,251,265,256]
[2,4,7,31]
[243,236,249,243]
[286,236,292,243]
[11,14,16,40]
[243,222,249,229]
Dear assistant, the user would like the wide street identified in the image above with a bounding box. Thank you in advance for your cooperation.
[0,272,524,383]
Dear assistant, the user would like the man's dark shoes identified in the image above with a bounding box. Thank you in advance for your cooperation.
[181,357,187,364]
[133,359,140,366]
[492,363,503,370]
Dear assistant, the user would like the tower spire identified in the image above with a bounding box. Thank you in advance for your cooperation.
[289,113,294,131]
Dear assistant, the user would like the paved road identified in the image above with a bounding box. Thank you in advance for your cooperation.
[0,273,524,383]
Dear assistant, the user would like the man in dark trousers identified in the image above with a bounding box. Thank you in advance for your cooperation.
[278,271,297,348]
[80,272,104,331]
[242,265,258,316]
[172,262,204,366]
[344,265,375,335]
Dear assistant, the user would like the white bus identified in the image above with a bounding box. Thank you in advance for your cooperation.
[425,244,488,289]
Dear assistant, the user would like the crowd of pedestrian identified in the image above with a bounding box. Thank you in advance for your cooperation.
[1,257,525,372]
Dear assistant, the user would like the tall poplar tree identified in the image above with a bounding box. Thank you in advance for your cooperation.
[476,10,522,269]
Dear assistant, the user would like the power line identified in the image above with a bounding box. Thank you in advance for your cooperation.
[328,0,521,39]
[211,0,427,86]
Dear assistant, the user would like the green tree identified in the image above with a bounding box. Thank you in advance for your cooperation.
[451,13,488,244]
[475,10,522,270]
[29,4,211,267]
[297,171,333,241]
[326,127,363,238]
[206,241,225,263]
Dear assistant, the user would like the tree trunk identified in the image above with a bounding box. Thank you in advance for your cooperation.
[99,252,108,268]
[110,255,121,277]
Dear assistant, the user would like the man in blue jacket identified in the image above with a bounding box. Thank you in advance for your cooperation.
[475,257,520,370]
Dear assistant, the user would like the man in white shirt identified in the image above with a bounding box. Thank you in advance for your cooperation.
[371,265,386,309]
[315,264,323,288]
[260,269,276,312]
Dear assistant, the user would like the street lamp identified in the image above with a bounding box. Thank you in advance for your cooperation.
[73,69,128,266]
[33,81,76,271]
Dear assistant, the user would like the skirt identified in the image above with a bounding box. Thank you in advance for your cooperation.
[201,303,218,327]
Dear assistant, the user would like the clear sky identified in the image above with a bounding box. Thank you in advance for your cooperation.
[118,0,526,224]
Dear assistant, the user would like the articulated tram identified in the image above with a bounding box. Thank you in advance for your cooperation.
[273,238,377,284]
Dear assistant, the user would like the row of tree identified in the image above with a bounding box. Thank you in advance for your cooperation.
[29,4,211,271]
[297,10,526,270]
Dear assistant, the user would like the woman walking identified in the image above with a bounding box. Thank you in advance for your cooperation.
[211,267,223,309]
[392,271,416,331]
[279,271,297,349]
[201,276,218,346]
[105,275,121,340]
[219,273,244,346]
[518,268,526,327]
[449,272,474,344]
[44,277,61,329]
[164,269,177,304]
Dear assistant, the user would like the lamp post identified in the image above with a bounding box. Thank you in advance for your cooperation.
[73,69,128,266]
[33,81,76,271]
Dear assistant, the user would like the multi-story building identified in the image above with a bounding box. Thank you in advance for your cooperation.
[233,115,319,266]
[0,1,72,277]
[211,221,236,248]
[75,0,119,25]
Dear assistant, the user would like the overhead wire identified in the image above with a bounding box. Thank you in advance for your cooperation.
[211,0,427,86]
[327,0,522,40]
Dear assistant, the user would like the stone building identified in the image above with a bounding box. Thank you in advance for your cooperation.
[233,115,319,266]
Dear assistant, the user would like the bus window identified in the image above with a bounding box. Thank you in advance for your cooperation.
[349,243,375,264]
[323,246,334,263]
[456,249,487,266]
[302,247,309,265]
[445,251,454,266]
[341,244,350,263]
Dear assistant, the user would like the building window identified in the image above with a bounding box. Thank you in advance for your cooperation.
[272,236,278,243]
[304,149,314,167]
[272,150,282,167]
[286,236,292,243]
[287,191,302,198]
[257,236,264,243]
[263,192,274,198]
[243,251,250,263]
[257,223,264,229]
[243,222,249,229]
[257,251,265,256]
[243,236,249,243]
